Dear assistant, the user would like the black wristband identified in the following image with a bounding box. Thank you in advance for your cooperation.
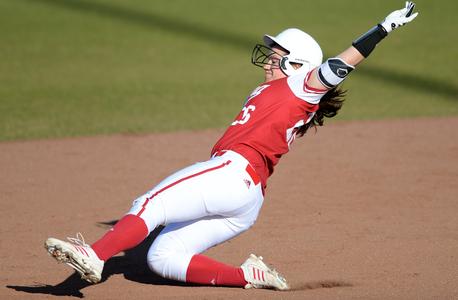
[352,24,388,58]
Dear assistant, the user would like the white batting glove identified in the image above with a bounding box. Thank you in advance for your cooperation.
[380,1,419,33]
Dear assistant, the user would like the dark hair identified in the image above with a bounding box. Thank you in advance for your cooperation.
[296,86,346,137]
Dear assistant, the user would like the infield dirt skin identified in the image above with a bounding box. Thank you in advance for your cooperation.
[1,117,457,300]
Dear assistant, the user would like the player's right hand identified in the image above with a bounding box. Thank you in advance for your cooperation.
[380,1,418,33]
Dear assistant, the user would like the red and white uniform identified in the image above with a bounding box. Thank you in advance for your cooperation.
[213,69,327,189]
[126,70,327,282]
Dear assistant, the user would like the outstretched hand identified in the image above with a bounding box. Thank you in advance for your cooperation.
[380,1,419,33]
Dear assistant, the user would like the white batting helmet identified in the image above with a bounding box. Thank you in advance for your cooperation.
[263,28,323,76]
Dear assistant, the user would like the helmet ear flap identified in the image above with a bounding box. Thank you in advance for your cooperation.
[280,55,313,76]
[280,56,292,75]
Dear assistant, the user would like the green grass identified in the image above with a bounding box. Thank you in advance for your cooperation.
[1,0,457,141]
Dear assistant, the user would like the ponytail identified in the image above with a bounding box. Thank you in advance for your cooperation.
[296,87,346,137]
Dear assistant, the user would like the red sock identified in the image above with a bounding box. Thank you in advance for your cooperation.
[186,254,247,287]
[91,214,149,261]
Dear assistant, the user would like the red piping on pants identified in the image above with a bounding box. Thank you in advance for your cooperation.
[136,160,232,217]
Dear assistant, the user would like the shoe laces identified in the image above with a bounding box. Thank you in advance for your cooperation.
[67,232,89,247]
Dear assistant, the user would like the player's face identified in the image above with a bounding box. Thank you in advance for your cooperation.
[263,46,288,82]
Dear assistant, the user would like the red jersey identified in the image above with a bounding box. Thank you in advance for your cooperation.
[212,70,327,189]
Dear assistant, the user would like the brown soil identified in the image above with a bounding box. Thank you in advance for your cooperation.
[1,117,457,300]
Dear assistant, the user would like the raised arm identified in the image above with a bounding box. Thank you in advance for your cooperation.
[307,1,418,90]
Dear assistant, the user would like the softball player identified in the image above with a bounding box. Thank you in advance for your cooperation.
[45,2,418,290]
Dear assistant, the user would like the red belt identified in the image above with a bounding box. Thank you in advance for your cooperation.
[213,150,260,185]
[245,164,260,185]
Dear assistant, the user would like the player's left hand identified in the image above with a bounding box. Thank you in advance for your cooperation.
[380,1,419,33]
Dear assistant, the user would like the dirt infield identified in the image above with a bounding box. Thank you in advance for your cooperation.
[1,117,457,299]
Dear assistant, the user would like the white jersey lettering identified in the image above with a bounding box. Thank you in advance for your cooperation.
[232,105,256,126]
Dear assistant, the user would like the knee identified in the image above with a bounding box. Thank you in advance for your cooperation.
[146,235,189,282]
[146,237,174,275]
[128,195,166,232]
[146,250,170,276]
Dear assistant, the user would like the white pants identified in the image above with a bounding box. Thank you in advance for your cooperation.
[127,150,264,281]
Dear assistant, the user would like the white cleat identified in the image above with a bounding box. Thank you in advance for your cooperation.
[44,233,104,284]
[241,253,290,291]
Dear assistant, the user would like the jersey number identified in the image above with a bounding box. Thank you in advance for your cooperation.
[231,105,256,126]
